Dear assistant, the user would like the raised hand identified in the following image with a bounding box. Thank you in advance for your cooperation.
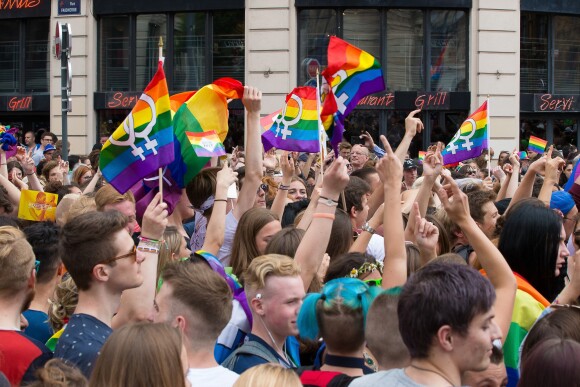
[320,156,349,201]
[359,130,376,149]
[280,151,295,180]
[375,135,403,186]
[242,86,262,115]
[404,109,424,137]
[141,193,168,240]
[216,160,238,192]
[435,173,471,225]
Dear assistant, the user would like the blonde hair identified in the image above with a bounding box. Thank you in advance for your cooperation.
[0,226,35,296]
[157,226,184,284]
[243,254,300,296]
[94,184,135,211]
[64,195,96,224]
[233,363,302,387]
[48,275,78,332]
[56,193,81,226]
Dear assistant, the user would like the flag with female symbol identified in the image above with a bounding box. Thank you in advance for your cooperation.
[100,61,174,194]
[262,86,321,153]
[441,100,489,165]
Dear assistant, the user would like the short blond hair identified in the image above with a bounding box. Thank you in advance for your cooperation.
[94,184,135,211]
[233,363,302,387]
[0,226,35,296]
[243,254,300,296]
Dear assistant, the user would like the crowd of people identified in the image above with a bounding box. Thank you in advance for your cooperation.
[1,86,580,387]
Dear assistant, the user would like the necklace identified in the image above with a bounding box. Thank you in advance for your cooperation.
[408,364,456,387]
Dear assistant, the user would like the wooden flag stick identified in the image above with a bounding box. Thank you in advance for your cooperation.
[158,37,164,203]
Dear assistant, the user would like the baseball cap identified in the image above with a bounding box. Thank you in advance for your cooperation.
[43,144,56,153]
[403,159,417,170]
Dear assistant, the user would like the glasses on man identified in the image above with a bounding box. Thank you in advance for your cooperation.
[99,245,137,265]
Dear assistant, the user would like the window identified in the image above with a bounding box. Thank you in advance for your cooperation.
[298,9,337,86]
[430,10,468,91]
[520,13,580,94]
[0,19,49,93]
[98,11,245,92]
[387,10,423,91]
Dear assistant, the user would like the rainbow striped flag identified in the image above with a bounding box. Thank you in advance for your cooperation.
[172,78,243,186]
[418,151,426,162]
[442,100,489,165]
[100,61,174,194]
[322,36,385,153]
[262,87,321,153]
[528,135,547,154]
[503,274,549,387]
[187,130,226,157]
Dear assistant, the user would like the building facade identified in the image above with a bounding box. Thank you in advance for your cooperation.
[0,0,578,157]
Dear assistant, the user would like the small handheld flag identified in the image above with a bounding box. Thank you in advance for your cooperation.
[528,136,548,154]
[186,131,226,157]
[18,190,58,221]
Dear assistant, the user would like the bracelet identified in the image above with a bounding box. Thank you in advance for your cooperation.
[139,236,160,243]
[319,195,338,204]
[214,199,227,202]
[138,236,162,250]
[278,184,290,190]
[137,246,160,254]
[26,172,35,176]
[312,213,336,220]
[317,197,339,207]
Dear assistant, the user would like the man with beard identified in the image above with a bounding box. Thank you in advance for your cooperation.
[0,226,52,385]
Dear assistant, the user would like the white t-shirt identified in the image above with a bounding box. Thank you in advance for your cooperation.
[186,366,239,387]
[366,234,385,262]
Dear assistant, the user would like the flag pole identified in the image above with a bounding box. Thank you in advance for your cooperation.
[486,95,491,172]
[316,68,324,182]
[158,36,164,202]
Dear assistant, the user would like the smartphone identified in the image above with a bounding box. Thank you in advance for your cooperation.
[227,183,238,199]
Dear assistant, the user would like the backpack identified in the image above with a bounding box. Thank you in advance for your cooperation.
[221,340,280,371]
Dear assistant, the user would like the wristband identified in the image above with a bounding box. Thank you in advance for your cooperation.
[214,199,227,203]
[312,213,336,220]
[278,184,290,190]
[319,195,338,203]
[137,246,160,254]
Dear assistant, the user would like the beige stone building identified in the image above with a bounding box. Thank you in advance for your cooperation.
[0,0,578,158]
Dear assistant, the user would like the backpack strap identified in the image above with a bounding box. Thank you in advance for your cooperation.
[221,340,280,371]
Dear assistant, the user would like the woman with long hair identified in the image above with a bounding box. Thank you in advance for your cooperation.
[89,323,188,387]
[230,208,280,282]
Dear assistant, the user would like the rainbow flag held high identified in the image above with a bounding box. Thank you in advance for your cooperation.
[262,87,321,153]
[418,151,426,162]
[528,135,548,154]
[172,78,244,186]
[187,130,226,157]
[100,61,174,194]
[442,100,489,165]
[322,36,385,153]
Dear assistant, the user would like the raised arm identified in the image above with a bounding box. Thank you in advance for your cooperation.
[21,149,43,192]
[436,174,516,341]
[376,136,407,289]
[538,149,565,207]
[506,153,547,212]
[83,168,102,194]
[233,86,263,220]
[201,162,238,256]
[112,193,168,328]
[394,109,423,163]
[504,151,521,199]
[294,157,349,291]
[270,151,294,219]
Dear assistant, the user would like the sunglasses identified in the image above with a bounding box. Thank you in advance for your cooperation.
[257,183,268,193]
[99,245,137,265]
[363,278,382,287]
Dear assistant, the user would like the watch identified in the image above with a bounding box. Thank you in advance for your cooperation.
[361,222,376,235]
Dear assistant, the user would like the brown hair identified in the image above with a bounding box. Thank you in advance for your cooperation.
[325,209,353,259]
[161,261,232,343]
[87,149,100,172]
[28,358,88,387]
[185,167,220,218]
[0,226,35,296]
[233,363,302,387]
[467,189,497,224]
[230,208,279,282]
[89,323,186,387]
[365,291,410,370]
[72,165,92,186]
[59,211,128,290]
[94,184,135,211]
[42,160,60,181]
[0,185,14,214]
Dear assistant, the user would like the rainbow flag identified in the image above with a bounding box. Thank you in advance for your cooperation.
[503,274,549,387]
[187,130,226,157]
[172,77,243,186]
[260,109,282,133]
[262,87,321,153]
[442,100,489,165]
[528,135,547,154]
[322,36,385,153]
[418,151,426,162]
[100,61,174,194]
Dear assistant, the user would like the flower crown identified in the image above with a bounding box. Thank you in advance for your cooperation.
[349,261,384,279]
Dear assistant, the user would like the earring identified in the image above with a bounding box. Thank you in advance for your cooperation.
[256,293,262,300]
